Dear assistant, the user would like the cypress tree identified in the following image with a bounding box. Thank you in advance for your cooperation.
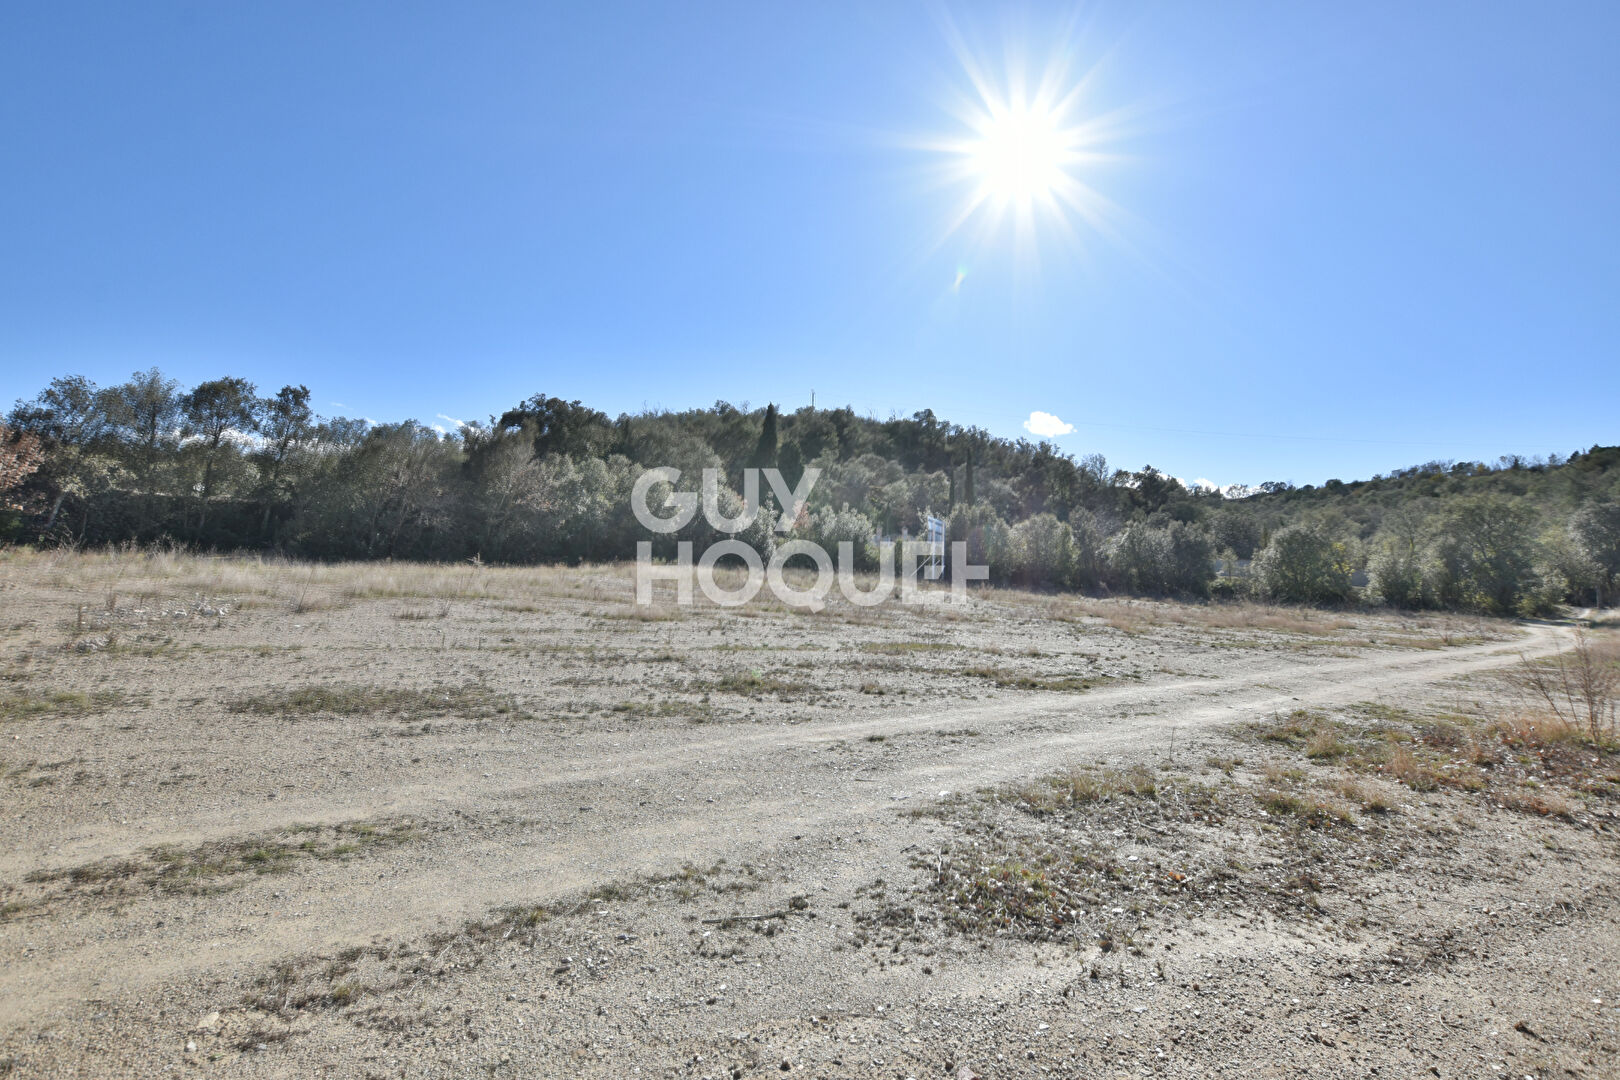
[749,404,779,472]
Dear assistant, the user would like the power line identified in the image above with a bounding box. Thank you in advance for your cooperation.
[1076,419,1469,448]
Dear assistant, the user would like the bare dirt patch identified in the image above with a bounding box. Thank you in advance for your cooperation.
[0,549,1612,1079]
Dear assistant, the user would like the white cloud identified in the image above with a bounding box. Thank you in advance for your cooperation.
[436,413,468,429]
[1022,411,1075,438]
[1179,477,1255,498]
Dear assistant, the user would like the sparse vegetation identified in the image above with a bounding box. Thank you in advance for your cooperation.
[6,819,423,918]
[692,671,811,698]
[226,682,526,720]
[963,665,1114,692]
[0,689,126,722]
[1241,666,1620,816]
[859,640,953,655]
[905,762,1365,947]
[0,552,1612,1079]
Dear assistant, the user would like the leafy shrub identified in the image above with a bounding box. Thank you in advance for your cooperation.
[1368,540,1430,608]
[1008,513,1076,590]
[948,503,1016,585]
[1105,522,1215,597]
[1254,525,1354,605]
[1106,523,1173,594]
[800,504,878,572]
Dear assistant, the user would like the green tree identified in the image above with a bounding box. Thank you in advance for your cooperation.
[1107,523,1173,594]
[1009,513,1080,590]
[181,377,260,536]
[1165,522,1218,598]
[252,385,314,538]
[748,404,779,473]
[801,504,879,573]
[1254,525,1354,604]
[1068,508,1106,590]
[295,423,459,559]
[1572,501,1620,605]
[498,395,614,458]
[1211,510,1263,559]
[1368,507,1431,609]
[948,502,1013,584]
[107,368,181,533]
[1431,497,1544,615]
[109,368,180,494]
[7,376,123,531]
[777,439,804,492]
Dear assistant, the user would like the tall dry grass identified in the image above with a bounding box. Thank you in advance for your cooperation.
[0,544,960,624]
[1510,629,1619,744]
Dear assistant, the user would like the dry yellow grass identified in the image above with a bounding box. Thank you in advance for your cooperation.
[1492,710,1584,747]
[0,544,1524,655]
[1383,743,1439,791]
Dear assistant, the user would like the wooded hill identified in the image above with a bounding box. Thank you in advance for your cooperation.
[4,369,1616,613]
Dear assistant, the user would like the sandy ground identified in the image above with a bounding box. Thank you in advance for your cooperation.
[0,551,1616,1079]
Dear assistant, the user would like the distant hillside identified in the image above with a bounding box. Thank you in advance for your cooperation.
[4,370,1617,613]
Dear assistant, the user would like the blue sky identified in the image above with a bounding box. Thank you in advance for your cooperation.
[3,2,1616,487]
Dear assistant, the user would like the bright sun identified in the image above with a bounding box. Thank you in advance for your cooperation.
[969,103,1069,205]
[924,38,1127,254]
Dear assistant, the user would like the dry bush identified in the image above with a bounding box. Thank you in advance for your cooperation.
[1258,789,1356,827]
[1383,743,1438,791]
[1497,789,1576,820]
[1304,727,1350,760]
[1510,630,1618,744]
[1492,711,1582,748]
[1065,770,1108,803]
[1334,778,1392,814]
[1015,766,1158,813]
[1255,708,1327,749]
[1466,735,1500,767]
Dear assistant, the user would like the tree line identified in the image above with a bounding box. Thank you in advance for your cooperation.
[2,369,1616,614]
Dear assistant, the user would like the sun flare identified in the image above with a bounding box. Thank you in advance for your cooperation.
[968,101,1070,205]
[921,33,1132,260]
